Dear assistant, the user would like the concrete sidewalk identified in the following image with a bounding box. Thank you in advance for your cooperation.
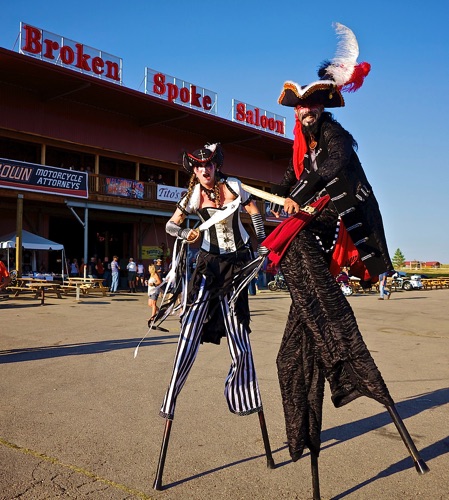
[1,288,448,499]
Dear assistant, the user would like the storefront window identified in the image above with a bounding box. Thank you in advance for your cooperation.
[0,138,41,163]
[99,157,135,179]
[178,170,190,188]
[46,146,95,172]
[140,164,176,186]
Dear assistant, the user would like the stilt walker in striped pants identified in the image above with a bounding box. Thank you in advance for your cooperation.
[153,143,274,490]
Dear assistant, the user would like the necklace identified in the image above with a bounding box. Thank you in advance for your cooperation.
[309,135,317,149]
[201,184,216,202]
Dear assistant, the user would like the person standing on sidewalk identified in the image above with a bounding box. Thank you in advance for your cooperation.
[110,255,120,294]
[0,255,11,293]
[126,257,137,293]
[147,264,162,320]
[378,271,391,300]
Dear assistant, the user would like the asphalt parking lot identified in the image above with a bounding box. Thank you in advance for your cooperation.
[1,288,448,499]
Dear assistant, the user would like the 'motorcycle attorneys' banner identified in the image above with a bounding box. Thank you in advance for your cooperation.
[0,158,88,198]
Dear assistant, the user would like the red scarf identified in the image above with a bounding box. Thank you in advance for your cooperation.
[292,116,307,180]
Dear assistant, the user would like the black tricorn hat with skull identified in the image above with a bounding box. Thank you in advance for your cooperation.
[182,143,224,174]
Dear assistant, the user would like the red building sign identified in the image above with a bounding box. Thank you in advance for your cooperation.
[145,67,217,114]
[19,22,122,84]
[232,100,285,136]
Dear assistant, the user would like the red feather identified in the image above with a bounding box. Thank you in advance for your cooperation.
[341,62,371,92]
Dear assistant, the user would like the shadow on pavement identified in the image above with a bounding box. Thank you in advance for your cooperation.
[0,335,179,363]
[164,444,289,490]
[332,436,449,499]
[161,388,449,493]
[322,388,449,498]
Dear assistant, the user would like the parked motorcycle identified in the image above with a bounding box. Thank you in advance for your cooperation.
[336,271,353,296]
[339,282,354,296]
[268,272,288,291]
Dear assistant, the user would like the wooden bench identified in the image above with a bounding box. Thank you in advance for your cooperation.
[6,286,35,297]
[349,280,362,293]
[7,282,62,304]
[421,278,449,290]
[86,283,108,296]
[63,278,109,300]
[61,284,91,294]
[440,279,449,288]
[427,280,443,289]
[27,283,63,303]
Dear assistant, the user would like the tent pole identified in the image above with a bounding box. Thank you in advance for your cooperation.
[84,208,89,272]
[61,247,65,280]
[16,194,24,277]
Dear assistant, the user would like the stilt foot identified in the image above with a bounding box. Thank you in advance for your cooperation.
[153,478,163,490]
[311,451,321,500]
[386,404,429,475]
[153,419,172,491]
[258,410,275,468]
[415,458,430,475]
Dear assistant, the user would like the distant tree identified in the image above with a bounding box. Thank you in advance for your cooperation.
[392,248,406,269]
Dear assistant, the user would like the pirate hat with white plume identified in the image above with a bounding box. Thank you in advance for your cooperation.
[278,23,371,108]
[182,142,224,174]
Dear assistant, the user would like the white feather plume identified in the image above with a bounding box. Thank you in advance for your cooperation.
[323,22,360,87]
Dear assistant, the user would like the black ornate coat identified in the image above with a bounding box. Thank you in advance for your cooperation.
[273,113,394,461]
[275,112,393,278]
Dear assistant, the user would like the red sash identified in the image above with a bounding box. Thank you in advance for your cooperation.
[263,194,371,280]
[263,196,331,265]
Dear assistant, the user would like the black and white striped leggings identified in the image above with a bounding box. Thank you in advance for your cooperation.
[160,276,262,420]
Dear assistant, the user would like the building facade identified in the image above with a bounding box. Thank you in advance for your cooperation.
[0,39,292,276]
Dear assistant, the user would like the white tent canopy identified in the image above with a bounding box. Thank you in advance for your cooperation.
[0,229,64,251]
[0,230,65,276]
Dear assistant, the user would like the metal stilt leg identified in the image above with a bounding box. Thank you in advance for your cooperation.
[153,419,173,490]
[386,404,429,474]
[310,451,321,500]
[258,410,275,469]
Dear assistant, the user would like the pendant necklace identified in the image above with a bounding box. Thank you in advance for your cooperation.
[201,184,216,202]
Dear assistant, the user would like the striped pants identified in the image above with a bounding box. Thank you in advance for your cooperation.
[160,277,262,420]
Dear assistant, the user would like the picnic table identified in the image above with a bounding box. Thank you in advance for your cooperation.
[421,278,449,290]
[61,277,109,301]
[7,277,63,305]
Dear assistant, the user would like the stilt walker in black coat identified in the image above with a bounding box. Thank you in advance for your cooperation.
[263,22,429,499]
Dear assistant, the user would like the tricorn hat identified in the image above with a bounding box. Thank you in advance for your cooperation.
[278,23,371,108]
[182,143,224,174]
[279,80,344,109]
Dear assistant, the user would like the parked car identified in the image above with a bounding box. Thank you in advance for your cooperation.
[391,272,423,291]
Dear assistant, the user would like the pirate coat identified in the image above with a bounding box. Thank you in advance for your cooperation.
[275,113,393,278]
[271,114,394,460]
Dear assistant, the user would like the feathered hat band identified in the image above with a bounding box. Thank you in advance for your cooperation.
[278,23,371,108]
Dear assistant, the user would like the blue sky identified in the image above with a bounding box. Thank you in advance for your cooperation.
[2,1,449,262]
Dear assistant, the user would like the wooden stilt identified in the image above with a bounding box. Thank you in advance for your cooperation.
[386,404,429,474]
[153,419,173,490]
[258,410,275,469]
[310,451,321,500]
